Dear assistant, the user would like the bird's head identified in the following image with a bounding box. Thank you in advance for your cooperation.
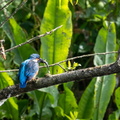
[29,54,49,70]
[29,54,40,59]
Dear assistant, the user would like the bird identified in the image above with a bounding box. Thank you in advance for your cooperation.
[18,54,49,88]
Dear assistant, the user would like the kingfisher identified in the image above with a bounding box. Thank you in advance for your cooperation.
[18,54,49,88]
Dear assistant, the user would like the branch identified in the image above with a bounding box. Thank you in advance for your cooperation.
[0,0,14,11]
[0,60,120,100]
[0,0,27,27]
[5,25,63,52]
[0,51,117,73]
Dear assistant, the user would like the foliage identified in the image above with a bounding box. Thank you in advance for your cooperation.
[0,0,120,120]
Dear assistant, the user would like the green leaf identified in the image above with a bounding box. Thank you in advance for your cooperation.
[54,106,64,117]
[115,87,120,109]
[27,91,46,116]
[27,86,59,119]
[108,109,120,120]
[0,98,18,120]
[78,0,86,9]
[0,63,18,119]
[93,22,116,120]
[40,0,72,74]
[78,78,96,119]
[94,27,107,66]
[17,99,29,116]
[38,86,59,108]
[52,84,78,119]
[0,62,14,89]
[58,84,78,115]
[3,18,36,64]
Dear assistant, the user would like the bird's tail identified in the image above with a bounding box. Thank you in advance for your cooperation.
[20,83,26,88]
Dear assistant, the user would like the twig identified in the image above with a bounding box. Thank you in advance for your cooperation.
[0,0,14,11]
[0,40,6,59]
[0,51,117,73]
[42,51,118,68]
[56,51,118,64]
[0,69,18,73]
[0,0,27,27]
[56,64,67,72]
[5,25,63,52]
[0,0,12,5]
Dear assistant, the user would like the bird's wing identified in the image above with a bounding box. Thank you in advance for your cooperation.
[25,60,39,81]
[18,60,29,88]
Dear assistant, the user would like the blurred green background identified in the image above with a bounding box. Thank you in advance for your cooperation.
[0,0,120,120]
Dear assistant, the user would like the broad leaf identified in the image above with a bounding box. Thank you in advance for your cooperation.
[77,22,116,120]
[40,0,72,74]
[115,87,120,109]
[27,86,59,119]
[93,22,116,120]
[0,63,18,119]
[78,78,96,119]
[0,62,14,89]
[0,98,18,120]
[3,18,36,64]
[58,84,78,116]
[108,109,120,120]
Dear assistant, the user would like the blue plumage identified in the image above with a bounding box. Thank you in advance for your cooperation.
[18,54,48,88]
[18,60,29,88]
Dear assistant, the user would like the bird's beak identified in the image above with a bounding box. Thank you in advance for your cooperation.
[40,58,50,72]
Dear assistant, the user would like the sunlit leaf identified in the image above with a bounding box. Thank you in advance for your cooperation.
[0,62,14,89]
[40,0,72,74]
[115,87,120,109]
[54,106,64,117]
